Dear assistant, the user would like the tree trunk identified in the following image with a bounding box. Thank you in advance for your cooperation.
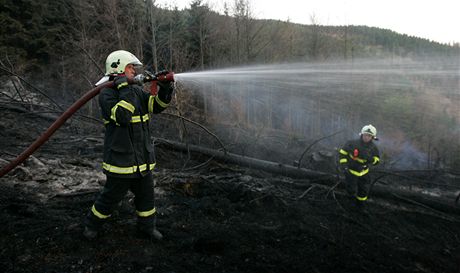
[370,183,460,216]
[156,138,332,179]
[149,1,158,71]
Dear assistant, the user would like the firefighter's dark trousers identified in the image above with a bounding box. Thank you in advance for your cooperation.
[84,173,155,231]
[344,171,370,202]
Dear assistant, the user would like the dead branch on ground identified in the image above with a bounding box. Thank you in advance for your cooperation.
[297,185,315,200]
[0,63,64,111]
[0,100,102,124]
[296,129,344,168]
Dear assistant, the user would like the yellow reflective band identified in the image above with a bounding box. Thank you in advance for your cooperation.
[110,104,119,122]
[131,116,141,123]
[339,149,348,155]
[102,162,156,174]
[148,96,155,113]
[137,207,157,217]
[356,157,366,164]
[103,162,137,174]
[349,154,366,164]
[138,164,147,172]
[138,163,156,172]
[92,205,111,219]
[356,196,368,201]
[349,168,369,177]
[103,118,119,126]
[339,158,348,164]
[131,114,150,123]
[117,100,135,113]
[110,101,135,123]
[155,96,169,108]
[373,156,380,165]
[117,82,128,89]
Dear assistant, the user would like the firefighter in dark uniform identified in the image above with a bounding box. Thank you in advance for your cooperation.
[83,50,173,240]
[338,125,380,205]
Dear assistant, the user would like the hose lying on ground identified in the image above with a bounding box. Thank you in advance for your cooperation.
[0,81,113,178]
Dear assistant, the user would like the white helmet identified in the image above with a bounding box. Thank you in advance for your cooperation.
[104,50,142,75]
[360,124,377,138]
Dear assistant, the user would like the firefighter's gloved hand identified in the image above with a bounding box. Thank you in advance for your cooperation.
[155,70,169,77]
[157,81,174,93]
[113,76,129,90]
[144,71,155,82]
[157,81,174,103]
[157,82,174,103]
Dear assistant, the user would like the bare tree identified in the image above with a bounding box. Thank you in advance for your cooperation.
[232,0,265,63]
[148,0,159,71]
[187,0,211,70]
[308,13,324,60]
[233,0,252,63]
[102,0,125,49]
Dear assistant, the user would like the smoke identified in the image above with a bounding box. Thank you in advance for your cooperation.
[380,139,430,170]
[174,57,460,169]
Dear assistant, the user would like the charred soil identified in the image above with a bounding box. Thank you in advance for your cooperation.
[1,107,460,273]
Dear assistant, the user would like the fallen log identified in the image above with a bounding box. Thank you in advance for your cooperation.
[370,184,460,216]
[155,138,334,180]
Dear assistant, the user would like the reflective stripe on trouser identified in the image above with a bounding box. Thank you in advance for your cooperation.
[344,171,370,201]
[356,195,368,201]
[102,162,156,175]
[86,173,155,224]
[137,207,156,217]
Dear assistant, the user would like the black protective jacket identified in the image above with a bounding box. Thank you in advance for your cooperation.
[339,138,380,177]
[99,81,171,178]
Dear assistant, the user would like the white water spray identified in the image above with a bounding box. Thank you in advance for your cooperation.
[172,58,460,169]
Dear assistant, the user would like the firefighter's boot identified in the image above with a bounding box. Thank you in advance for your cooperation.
[137,216,163,241]
[137,227,164,241]
[83,226,98,240]
[83,211,103,240]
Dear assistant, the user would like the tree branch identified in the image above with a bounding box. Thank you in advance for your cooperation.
[297,129,344,168]
[0,64,64,111]
[161,112,227,153]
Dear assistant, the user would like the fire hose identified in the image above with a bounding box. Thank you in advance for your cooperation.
[0,71,174,178]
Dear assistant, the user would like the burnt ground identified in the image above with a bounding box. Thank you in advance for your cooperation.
[1,107,460,273]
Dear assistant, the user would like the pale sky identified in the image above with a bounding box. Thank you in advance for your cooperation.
[156,0,460,44]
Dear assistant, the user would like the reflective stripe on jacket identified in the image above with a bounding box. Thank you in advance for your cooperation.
[338,138,380,177]
[99,83,170,177]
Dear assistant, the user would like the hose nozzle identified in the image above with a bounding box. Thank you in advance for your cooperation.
[133,70,174,85]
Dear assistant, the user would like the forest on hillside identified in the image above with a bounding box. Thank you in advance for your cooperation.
[1,0,458,80]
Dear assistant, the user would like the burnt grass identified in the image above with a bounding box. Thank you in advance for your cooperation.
[1,107,460,273]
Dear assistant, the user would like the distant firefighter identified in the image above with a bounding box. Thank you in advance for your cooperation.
[338,125,380,205]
